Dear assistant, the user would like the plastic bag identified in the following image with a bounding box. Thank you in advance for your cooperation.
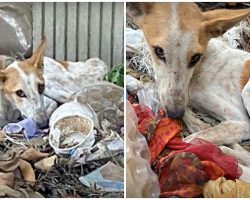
[71,82,124,130]
[137,83,162,114]
[0,3,32,58]
[0,55,15,68]
[126,101,160,198]
[126,27,145,53]
[126,75,142,95]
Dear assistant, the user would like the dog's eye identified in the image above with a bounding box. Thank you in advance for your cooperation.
[16,90,26,98]
[154,46,165,61]
[38,84,45,94]
[189,53,202,68]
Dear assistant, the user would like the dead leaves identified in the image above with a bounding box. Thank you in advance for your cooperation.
[0,185,44,198]
[0,131,6,142]
[0,185,24,198]
[34,155,57,171]
[19,160,35,184]
[0,154,21,172]
[0,146,51,187]
[0,172,14,187]
[20,147,49,161]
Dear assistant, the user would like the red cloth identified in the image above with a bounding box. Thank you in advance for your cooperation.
[159,152,208,198]
[201,160,225,180]
[132,104,154,124]
[149,118,181,163]
[132,104,156,134]
[157,138,242,179]
[132,104,242,197]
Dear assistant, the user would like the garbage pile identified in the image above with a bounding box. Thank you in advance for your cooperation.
[0,3,32,59]
[0,79,124,198]
[126,93,250,197]
[126,3,250,198]
[0,3,124,197]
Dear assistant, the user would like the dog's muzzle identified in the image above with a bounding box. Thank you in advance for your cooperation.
[167,107,185,119]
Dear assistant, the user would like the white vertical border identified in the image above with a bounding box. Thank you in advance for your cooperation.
[123,1,127,198]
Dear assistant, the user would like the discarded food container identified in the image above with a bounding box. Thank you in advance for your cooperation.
[3,118,37,146]
[75,138,124,163]
[17,118,36,138]
[49,101,95,155]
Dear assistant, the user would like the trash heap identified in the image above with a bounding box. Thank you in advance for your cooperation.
[0,66,124,198]
[126,101,250,197]
[126,3,250,198]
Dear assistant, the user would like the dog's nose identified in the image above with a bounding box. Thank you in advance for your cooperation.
[36,118,49,128]
[167,108,185,119]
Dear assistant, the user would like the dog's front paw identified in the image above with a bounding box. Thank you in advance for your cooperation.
[183,134,196,143]
[183,132,204,143]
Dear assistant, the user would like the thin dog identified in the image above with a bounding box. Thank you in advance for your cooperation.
[0,37,109,127]
[127,3,250,171]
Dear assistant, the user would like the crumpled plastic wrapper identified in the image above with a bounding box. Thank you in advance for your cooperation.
[203,177,250,198]
[0,55,15,69]
[126,101,160,198]
[0,3,32,58]
[126,27,154,76]
[79,161,124,192]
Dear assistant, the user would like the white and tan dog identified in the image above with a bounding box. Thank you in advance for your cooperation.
[0,37,109,127]
[127,3,250,170]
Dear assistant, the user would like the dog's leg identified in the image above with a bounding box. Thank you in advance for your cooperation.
[183,120,250,145]
[231,143,250,166]
[219,145,250,167]
[239,164,250,183]
[183,108,212,133]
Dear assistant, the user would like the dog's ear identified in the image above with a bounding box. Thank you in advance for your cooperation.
[127,3,154,27]
[29,36,47,69]
[202,8,250,38]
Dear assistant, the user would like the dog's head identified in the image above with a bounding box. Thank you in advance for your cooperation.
[0,37,47,127]
[127,3,250,118]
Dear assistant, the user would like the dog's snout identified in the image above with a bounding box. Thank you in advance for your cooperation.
[167,108,185,119]
[36,118,49,128]
[34,113,49,128]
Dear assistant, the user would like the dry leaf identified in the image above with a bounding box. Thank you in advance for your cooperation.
[0,185,24,198]
[20,147,49,161]
[19,159,35,184]
[0,131,6,142]
[0,156,21,172]
[34,155,57,171]
[0,172,14,187]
